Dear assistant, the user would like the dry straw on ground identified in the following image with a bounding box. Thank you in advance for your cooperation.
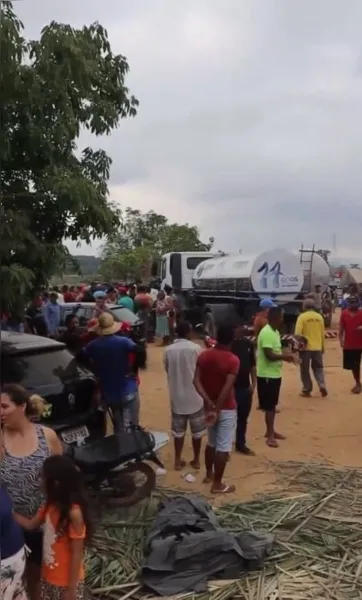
[86,461,362,600]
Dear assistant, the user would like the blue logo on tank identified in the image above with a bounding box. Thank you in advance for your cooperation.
[257,261,283,289]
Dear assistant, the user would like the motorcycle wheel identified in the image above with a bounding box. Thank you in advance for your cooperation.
[99,461,156,507]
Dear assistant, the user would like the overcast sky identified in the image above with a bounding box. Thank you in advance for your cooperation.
[17,0,362,261]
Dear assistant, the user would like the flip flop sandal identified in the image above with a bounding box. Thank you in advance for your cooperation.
[211,484,236,494]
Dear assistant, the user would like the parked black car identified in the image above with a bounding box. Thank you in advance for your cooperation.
[1,331,106,445]
[58,302,147,368]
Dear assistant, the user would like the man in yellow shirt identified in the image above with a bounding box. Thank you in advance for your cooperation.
[295,297,327,397]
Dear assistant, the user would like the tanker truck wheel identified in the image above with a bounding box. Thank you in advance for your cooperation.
[203,312,216,339]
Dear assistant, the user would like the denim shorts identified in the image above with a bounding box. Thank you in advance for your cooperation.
[207,409,237,453]
[171,408,206,439]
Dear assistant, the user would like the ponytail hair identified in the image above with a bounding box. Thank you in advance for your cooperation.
[28,394,46,418]
[1,384,45,419]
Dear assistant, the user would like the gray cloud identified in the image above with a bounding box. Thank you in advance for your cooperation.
[17,0,362,260]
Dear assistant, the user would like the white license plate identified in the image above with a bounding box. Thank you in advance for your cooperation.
[61,426,89,444]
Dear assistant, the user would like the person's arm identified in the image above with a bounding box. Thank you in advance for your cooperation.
[294,315,303,338]
[193,364,215,411]
[261,330,293,362]
[339,312,345,346]
[163,351,168,373]
[14,506,45,530]
[253,316,262,337]
[263,348,293,362]
[249,344,257,390]
[43,427,63,455]
[320,316,325,353]
[214,356,239,412]
[67,506,86,598]
[215,373,237,412]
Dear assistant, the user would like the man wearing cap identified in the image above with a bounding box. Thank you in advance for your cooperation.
[92,290,107,318]
[295,298,327,397]
[339,295,362,394]
[82,312,138,432]
[254,298,276,338]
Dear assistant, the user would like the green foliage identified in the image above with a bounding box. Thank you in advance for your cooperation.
[0,1,138,313]
[100,208,214,280]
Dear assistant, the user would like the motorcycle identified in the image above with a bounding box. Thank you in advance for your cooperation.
[64,426,169,507]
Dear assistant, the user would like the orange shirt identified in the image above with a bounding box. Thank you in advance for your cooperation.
[38,504,86,587]
[254,314,268,337]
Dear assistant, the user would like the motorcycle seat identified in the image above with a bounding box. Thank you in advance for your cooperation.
[66,429,155,475]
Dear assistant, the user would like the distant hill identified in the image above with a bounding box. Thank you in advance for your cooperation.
[71,255,101,276]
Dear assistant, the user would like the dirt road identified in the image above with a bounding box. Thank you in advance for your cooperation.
[139,333,362,501]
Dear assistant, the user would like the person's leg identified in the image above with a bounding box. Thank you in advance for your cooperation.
[258,377,274,442]
[171,413,187,470]
[352,351,362,393]
[110,405,125,433]
[23,531,42,600]
[128,392,140,426]
[211,410,236,493]
[311,351,327,396]
[189,408,206,469]
[343,350,361,392]
[235,388,254,454]
[264,408,276,445]
[203,426,216,483]
[299,351,313,395]
[260,378,283,447]
[270,378,284,442]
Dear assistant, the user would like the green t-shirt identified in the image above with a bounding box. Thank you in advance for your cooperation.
[256,324,282,379]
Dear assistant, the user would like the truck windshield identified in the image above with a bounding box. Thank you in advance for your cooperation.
[186,257,207,270]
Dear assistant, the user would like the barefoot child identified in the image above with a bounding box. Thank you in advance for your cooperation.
[14,455,92,600]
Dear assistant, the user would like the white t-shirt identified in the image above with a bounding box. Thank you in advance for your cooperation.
[164,339,203,415]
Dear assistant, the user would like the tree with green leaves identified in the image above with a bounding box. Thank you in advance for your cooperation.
[0,1,138,314]
[100,208,214,281]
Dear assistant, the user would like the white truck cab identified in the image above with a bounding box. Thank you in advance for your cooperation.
[160,251,214,291]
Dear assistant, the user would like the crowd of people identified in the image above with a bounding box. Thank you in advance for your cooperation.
[1,281,362,599]
[1,281,178,343]
[163,288,362,495]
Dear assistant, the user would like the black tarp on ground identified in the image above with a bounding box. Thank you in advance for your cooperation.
[141,494,274,596]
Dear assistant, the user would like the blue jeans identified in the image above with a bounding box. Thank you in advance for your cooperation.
[109,392,140,433]
[207,410,237,453]
[235,387,253,450]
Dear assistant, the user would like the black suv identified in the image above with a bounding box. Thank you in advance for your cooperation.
[1,332,106,445]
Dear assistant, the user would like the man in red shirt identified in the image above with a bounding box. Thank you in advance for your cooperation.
[62,284,76,303]
[339,296,362,393]
[194,323,239,494]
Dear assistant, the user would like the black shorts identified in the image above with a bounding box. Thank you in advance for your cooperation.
[24,529,43,566]
[257,377,282,412]
[343,349,362,371]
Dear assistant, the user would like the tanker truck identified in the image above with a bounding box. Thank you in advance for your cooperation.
[159,247,330,336]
